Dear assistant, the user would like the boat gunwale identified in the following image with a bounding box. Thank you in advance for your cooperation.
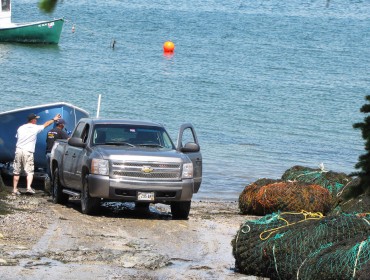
[0,102,89,116]
[0,18,64,30]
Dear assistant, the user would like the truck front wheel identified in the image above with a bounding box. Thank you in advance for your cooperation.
[52,168,69,205]
[81,174,100,215]
[171,201,191,220]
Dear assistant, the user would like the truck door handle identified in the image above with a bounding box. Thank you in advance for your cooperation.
[72,154,76,158]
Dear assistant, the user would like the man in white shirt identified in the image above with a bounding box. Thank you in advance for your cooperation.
[13,113,61,195]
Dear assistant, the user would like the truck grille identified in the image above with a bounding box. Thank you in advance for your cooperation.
[111,161,181,181]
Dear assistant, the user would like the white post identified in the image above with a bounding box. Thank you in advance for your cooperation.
[96,94,101,118]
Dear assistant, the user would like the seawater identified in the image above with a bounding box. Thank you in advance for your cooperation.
[1,0,369,201]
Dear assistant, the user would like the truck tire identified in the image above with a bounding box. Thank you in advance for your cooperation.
[81,174,100,215]
[171,201,191,220]
[52,168,69,205]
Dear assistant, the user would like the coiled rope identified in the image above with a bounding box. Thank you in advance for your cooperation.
[259,210,324,241]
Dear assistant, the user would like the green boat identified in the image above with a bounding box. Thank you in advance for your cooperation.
[0,0,64,44]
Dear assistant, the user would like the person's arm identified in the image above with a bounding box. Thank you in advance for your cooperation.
[43,114,61,128]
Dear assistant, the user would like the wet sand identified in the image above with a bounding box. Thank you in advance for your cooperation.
[0,186,265,280]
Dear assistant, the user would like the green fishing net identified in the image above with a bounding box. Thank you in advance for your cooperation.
[232,212,370,279]
[298,235,370,280]
[281,165,352,196]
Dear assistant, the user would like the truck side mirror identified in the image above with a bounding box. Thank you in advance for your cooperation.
[181,142,200,153]
[68,137,86,148]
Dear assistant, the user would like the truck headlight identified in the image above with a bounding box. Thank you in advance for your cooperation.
[91,159,109,175]
[182,162,193,179]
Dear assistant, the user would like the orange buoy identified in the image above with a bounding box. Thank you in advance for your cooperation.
[163,41,175,53]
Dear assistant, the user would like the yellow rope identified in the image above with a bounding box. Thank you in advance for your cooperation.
[259,210,324,240]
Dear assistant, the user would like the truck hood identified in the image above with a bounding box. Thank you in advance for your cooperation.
[93,146,191,163]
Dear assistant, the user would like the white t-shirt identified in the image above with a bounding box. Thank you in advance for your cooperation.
[16,123,45,153]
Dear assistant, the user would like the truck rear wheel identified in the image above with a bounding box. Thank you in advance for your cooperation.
[52,168,69,204]
[81,174,100,215]
[171,201,191,220]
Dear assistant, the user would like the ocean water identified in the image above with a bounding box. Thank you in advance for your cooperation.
[1,0,369,201]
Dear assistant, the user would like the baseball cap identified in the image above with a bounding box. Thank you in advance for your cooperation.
[56,119,66,125]
[27,113,40,121]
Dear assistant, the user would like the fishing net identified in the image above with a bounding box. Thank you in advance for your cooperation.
[297,235,370,280]
[330,177,370,215]
[232,212,370,280]
[335,176,361,199]
[239,181,331,216]
[281,165,352,196]
[238,178,280,215]
[331,193,370,216]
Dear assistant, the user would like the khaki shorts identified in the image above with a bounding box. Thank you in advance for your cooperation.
[13,148,34,175]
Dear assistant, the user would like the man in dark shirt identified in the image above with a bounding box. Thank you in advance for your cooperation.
[45,119,69,177]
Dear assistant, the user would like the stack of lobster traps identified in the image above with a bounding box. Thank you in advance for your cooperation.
[234,165,370,279]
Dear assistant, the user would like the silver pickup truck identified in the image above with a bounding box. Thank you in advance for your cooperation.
[50,118,202,219]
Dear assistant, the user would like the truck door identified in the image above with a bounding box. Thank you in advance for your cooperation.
[63,122,89,188]
[69,123,90,189]
[176,124,202,193]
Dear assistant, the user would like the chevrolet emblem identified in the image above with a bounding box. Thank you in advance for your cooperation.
[141,166,154,173]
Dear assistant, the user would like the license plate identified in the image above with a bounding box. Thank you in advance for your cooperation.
[137,192,155,201]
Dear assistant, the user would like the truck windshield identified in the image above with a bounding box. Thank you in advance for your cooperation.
[92,124,175,149]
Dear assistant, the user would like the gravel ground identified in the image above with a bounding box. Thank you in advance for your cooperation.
[0,185,266,280]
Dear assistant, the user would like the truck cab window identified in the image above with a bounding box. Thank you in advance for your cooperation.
[82,125,89,143]
[94,130,106,144]
[72,122,90,143]
[72,122,86,138]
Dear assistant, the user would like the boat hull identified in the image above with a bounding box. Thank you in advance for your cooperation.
[0,103,89,171]
[0,18,64,44]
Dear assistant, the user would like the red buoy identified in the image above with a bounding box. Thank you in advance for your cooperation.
[163,41,175,53]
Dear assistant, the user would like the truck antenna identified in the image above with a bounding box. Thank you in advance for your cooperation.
[96,94,102,118]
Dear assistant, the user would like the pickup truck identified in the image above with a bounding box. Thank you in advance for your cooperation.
[49,118,202,219]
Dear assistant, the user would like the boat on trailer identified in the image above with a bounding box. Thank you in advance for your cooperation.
[0,102,89,175]
[0,0,64,44]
